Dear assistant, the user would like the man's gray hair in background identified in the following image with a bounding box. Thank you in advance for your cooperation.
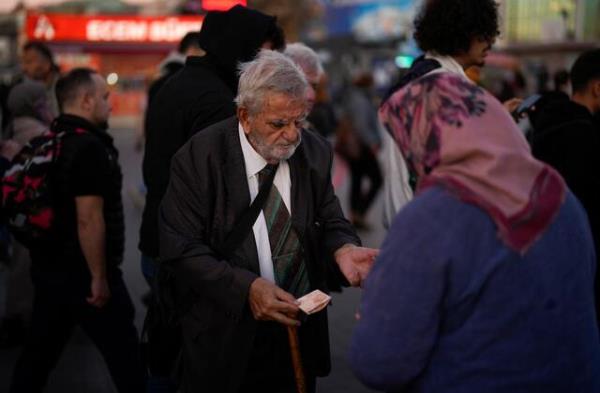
[235,49,308,115]
[284,42,324,80]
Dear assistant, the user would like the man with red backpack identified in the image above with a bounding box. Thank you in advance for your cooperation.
[8,67,144,393]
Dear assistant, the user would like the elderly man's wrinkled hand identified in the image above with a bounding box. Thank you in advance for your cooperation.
[334,244,379,287]
[249,277,300,327]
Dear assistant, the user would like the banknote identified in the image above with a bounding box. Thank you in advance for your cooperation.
[297,290,331,315]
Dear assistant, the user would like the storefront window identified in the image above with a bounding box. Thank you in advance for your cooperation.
[505,0,577,43]
[582,0,600,40]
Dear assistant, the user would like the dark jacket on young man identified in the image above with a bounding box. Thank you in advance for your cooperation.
[529,91,600,327]
[159,116,360,392]
[139,6,281,258]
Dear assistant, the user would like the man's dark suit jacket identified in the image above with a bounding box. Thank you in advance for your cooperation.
[159,116,361,392]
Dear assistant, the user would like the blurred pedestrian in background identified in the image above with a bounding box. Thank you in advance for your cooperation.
[132,31,205,284]
[146,31,205,107]
[350,72,600,393]
[337,72,382,229]
[0,139,22,348]
[0,79,53,349]
[4,80,52,145]
[20,42,61,118]
[307,73,337,139]
[529,49,600,329]
[284,42,337,139]
[284,42,323,113]
[133,31,205,153]
[553,69,570,94]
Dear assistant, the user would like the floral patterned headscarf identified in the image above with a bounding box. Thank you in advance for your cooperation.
[379,72,565,253]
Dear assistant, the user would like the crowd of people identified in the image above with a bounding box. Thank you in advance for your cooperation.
[0,0,599,392]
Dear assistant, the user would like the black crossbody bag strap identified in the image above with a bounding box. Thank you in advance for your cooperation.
[220,164,278,260]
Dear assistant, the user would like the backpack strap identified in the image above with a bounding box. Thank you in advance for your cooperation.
[218,163,278,260]
[382,56,442,103]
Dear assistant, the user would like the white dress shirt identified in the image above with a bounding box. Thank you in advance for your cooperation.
[238,123,292,283]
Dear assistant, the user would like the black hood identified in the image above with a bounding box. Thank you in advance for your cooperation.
[529,91,592,133]
[197,5,278,93]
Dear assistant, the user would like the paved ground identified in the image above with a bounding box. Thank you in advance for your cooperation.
[0,127,386,393]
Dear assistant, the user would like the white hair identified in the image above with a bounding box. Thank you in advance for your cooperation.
[284,42,324,81]
[235,49,308,115]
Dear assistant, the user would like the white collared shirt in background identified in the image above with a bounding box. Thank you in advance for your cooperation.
[425,52,470,81]
[238,123,292,283]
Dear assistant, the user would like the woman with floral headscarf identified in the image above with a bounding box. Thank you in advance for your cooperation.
[349,72,600,392]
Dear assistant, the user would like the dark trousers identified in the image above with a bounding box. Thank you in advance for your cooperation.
[349,143,382,215]
[9,267,145,393]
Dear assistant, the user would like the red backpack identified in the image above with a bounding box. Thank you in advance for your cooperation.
[1,130,66,248]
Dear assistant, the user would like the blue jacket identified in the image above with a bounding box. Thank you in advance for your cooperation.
[350,186,600,392]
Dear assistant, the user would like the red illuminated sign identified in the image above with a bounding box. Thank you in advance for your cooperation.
[25,12,204,44]
[202,0,247,11]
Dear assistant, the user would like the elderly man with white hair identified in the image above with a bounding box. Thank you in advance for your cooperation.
[158,50,379,393]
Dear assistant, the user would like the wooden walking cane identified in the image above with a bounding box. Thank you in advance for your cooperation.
[287,289,331,393]
[287,325,307,393]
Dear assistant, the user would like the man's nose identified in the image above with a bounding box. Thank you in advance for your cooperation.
[282,123,300,141]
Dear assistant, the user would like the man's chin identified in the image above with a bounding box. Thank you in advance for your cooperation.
[274,146,298,161]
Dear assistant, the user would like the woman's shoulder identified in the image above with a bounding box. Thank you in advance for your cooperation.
[396,186,490,229]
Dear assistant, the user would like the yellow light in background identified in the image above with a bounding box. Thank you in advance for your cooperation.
[107,72,119,85]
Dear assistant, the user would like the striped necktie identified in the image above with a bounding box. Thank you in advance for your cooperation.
[258,164,310,297]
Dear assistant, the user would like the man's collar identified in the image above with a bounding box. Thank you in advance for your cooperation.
[51,114,112,144]
[238,122,268,179]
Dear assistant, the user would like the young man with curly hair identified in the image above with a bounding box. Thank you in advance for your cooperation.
[382,0,522,226]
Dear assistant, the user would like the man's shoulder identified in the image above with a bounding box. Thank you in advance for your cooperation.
[302,126,331,151]
[150,64,234,121]
[58,131,110,170]
[175,116,238,159]
[189,116,238,140]
[161,60,229,95]
[300,126,332,156]
[61,129,103,149]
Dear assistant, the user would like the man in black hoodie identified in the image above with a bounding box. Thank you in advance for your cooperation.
[529,49,600,329]
[139,5,284,281]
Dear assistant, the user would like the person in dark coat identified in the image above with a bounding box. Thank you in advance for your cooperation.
[146,32,205,106]
[139,5,284,278]
[159,50,378,393]
[529,49,600,328]
[138,32,204,292]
